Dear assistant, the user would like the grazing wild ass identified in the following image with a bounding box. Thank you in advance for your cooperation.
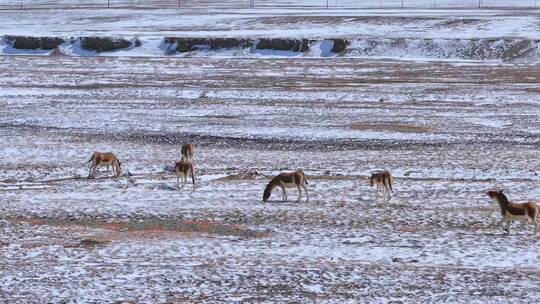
[86,152,121,178]
[175,160,195,190]
[370,170,394,201]
[181,143,195,162]
[487,189,539,235]
[263,170,308,202]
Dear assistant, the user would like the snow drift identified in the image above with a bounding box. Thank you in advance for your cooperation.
[344,38,540,62]
[2,35,540,62]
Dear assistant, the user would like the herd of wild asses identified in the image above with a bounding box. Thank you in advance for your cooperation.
[85,143,540,236]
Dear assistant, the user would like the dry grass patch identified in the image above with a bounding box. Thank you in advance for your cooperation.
[350,122,432,133]
[215,170,266,181]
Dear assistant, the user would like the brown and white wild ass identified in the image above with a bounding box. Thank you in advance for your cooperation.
[86,152,121,178]
[175,160,195,190]
[370,170,394,201]
[487,189,539,235]
[181,143,195,162]
[263,170,308,202]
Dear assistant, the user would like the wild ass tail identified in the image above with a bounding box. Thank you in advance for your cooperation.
[300,170,308,185]
[191,163,196,185]
[85,152,96,164]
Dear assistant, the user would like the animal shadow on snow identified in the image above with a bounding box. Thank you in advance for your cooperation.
[356,196,372,203]
[474,227,539,238]
[262,199,306,205]
[157,184,196,191]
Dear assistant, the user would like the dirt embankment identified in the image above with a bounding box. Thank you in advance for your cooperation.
[3,35,539,61]
[162,37,349,54]
[3,35,350,55]
[5,36,64,50]
[4,35,139,53]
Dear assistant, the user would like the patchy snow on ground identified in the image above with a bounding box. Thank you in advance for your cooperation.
[1,4,540,303]
[1,6,540,39]
[2,5,540,61]
[2,7,540,61]
[1,53,540,302]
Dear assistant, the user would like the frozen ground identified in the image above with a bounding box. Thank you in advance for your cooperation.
[1,6,539,39]
[2,0,539,8]
[2,2,540,302]
[3,5,540,62]
[1,54,540,302]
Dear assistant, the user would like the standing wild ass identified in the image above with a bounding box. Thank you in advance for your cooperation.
[487,189,539,235]
[370,170,394,201]
[175,160,195,190]
[181,143,195,162]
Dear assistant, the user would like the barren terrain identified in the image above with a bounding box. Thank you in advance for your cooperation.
[2,2,540,302]
[1,53,540,302]
[1,6,539,39]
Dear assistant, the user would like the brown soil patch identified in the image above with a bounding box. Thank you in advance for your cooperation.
[350,122,432,133]
[12,217,269,239]
[64,238,111,248]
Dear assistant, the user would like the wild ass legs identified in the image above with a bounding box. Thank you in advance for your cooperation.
[384,177,392,201]
[500,217,539,235]
[297,184,304,202]
[374,182,382,200]
[295,182,309,202]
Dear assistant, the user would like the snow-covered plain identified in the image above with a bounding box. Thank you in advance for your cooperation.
[2,0,540,9]
[1,6,540,39]
[1,54,540,302]
[2,5,540,61]
[2,3,540,303]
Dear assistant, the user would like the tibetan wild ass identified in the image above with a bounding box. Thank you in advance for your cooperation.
[487,189,539,235]
[263,170,308,202]
[181,143,195,162]
[175,160,195,190]
[86,152,121,178]
[370,170,394,201]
